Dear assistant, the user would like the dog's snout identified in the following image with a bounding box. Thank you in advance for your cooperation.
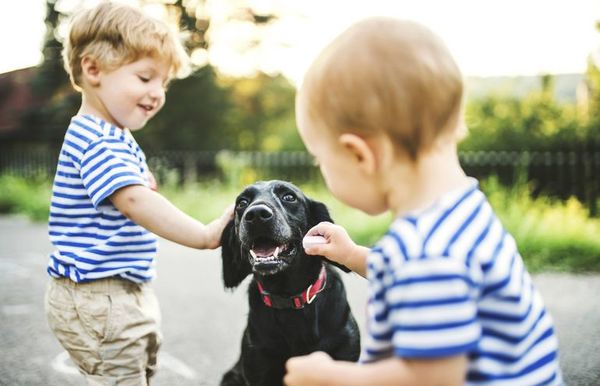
[244,204,273,224]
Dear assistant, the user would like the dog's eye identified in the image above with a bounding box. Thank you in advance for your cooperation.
[237,199,249,209]
[282,193,296,202]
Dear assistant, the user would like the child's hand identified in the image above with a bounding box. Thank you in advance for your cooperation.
[303,222,356,265]
[284,351,334,386]
[303,222,369,277]
[202,204,234,249]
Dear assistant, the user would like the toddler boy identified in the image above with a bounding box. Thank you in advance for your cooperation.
[45,2,231,384]
[284,17,563,386]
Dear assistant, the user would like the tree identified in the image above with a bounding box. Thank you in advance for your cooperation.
[136,66,235,151]
[219,72,298,151]
[462,75,581,152]
[584,21,600,139]
[17,0,298,151]
[18,0,76,145]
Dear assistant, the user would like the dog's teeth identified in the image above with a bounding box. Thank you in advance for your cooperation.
[250,250,257,259]
[274,247,280,258]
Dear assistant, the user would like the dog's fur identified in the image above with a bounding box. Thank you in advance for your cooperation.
[220,180,360,386]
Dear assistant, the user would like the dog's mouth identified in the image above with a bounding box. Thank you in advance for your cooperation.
[248,237,297,275]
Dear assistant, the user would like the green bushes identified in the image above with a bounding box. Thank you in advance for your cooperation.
[0,175,51,221]
[1,174,599,273]
[144,178,600,273]
[482,177,600,272]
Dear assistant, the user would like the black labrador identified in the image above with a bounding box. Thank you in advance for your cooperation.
[220,180,360,386]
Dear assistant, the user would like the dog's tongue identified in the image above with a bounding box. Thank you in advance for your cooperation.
[253,245,278,257]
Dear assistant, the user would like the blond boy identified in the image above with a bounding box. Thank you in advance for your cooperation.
[284,18,563,386]
[45,2,231,384]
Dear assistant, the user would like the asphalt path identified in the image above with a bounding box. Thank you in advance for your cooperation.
[0,215,599,385]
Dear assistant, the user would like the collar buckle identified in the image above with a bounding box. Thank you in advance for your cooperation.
[257,264,327,309]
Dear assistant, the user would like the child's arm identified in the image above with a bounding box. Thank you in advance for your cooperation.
[303,222,369,277]
[284,351,467,386]
[110,184,233,249]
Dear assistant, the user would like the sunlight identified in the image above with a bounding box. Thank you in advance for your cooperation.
[1,0,598,81]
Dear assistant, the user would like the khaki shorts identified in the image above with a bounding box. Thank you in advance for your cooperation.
[45,276,162,386]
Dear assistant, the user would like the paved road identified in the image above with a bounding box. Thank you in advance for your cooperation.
[1,215,599,385]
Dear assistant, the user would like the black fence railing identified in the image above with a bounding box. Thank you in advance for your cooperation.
[1,147,598,215]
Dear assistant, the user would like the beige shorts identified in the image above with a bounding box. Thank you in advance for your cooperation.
[45,276,162,386]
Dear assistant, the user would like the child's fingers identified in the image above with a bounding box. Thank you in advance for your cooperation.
[302,235,328,248]
[303,243,328,256]
[305,221,335,238]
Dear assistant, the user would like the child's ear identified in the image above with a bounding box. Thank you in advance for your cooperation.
[338,133,377,175]
[80,56,101,86]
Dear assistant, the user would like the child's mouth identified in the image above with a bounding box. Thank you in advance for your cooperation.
[138,104,153,113]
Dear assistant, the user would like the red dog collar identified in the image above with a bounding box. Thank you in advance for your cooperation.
[257,264,327,309]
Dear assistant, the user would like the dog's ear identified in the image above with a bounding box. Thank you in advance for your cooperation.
[221,219,251,289]
[307,199,334,226]
[307,199,351,273]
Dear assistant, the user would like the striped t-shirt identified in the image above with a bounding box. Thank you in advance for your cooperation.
[362,178,563,385]
[47,115,157,283]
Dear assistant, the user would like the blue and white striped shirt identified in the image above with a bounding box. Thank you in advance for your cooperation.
[362,178,563,385]
[47,115,157,283]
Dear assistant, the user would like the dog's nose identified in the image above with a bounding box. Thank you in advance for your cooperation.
[244,204,273,224]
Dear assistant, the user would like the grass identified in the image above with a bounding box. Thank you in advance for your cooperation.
[1,173,599,273]
[158,180,392,248]
[482,177,600,273]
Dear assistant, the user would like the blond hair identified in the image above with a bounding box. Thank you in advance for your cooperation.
[62,1,190,90]
[299,17,464,160]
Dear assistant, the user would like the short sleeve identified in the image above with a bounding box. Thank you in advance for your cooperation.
[386,256,481,358]
[75,138,146,208]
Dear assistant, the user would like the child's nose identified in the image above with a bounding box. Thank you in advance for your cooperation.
[149,85,165,101]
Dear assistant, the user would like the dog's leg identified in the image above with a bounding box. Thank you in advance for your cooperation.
[221,327,250,386]
[240,332,286,386]
[328,314,361,362]
[220,356,247,386]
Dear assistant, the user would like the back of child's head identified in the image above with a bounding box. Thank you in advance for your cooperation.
[63,1,189,91]
[299,17,464,160]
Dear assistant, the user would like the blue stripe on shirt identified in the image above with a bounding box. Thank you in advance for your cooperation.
[467,351,557,381]
[48,115,157,283]
[362,180,562,384]
[443,198,485,256]
[421,185,479,254]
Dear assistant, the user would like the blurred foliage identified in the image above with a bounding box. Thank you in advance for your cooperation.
[0,175,51,221]
[584,21,600,140]
[11,1,599,156]
[2,173,600,273]
[481,176,600,273]
[17,0,299,152]
[462,75,589,152]
[461,22,599,152]
[218,73,301,151]
[136,66,235,151]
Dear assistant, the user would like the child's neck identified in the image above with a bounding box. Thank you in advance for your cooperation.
[387,141,469,218]
[78,92,122,130]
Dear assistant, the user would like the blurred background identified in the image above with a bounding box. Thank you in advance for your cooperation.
[1,1,600,384]
[1,0,600,283]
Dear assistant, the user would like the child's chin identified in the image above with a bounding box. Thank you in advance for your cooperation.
[128,121,148,131]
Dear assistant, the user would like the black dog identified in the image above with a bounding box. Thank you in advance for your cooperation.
[220,180,360,386]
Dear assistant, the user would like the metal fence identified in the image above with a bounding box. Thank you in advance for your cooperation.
[1,146,599,215]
